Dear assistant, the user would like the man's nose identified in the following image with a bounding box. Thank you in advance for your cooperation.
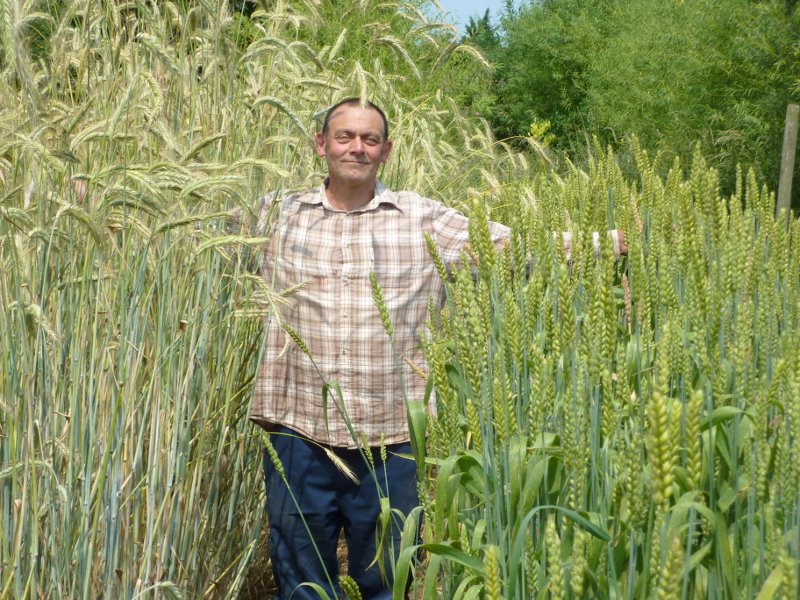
[350,137,364,152]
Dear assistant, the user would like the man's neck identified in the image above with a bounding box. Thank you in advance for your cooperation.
[324,180,375,212]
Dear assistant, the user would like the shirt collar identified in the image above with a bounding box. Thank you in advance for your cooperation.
[298,180,403,213]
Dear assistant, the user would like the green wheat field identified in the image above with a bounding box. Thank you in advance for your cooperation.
[1,1,799,598]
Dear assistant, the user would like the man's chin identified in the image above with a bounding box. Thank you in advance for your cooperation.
[339,174,375,186]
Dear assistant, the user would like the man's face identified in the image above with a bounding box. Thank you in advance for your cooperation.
[315,105,392,189]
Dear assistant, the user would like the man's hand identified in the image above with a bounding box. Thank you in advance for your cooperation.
[611,229,628,257]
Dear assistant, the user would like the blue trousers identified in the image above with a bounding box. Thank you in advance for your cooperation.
[263,426,419,600]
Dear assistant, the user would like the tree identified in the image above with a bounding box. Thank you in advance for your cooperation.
[464,9,498,50]
[480,0,800,203]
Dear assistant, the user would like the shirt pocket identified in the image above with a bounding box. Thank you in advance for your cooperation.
[278,227,337,284]
[372,232,437,301]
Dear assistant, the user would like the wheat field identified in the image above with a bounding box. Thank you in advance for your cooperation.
[1,1,799,598]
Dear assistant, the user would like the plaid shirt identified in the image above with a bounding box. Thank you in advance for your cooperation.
[249,182,510,447]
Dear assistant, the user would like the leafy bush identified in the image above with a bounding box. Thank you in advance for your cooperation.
[476,0,800,206]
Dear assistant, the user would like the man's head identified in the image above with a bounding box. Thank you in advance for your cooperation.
[315,98,392,194]
[322,98,389,140]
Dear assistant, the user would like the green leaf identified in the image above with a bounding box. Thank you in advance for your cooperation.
[392,507,424,600]
[755,564,783,600]
[701,406,750,431]
[422,555,443,600]
[406,398,427,480]
[298,582,334,600]
[712,512,736,597]
[418,542,486,575]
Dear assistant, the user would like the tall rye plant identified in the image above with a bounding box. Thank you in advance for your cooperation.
[1,1,799,599]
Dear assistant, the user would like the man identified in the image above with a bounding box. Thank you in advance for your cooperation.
[251,98,624,599]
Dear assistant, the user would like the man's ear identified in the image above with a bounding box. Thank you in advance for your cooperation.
[381,139,393,163]
[315,133,326,158]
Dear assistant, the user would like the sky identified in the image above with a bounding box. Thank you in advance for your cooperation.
[432,0,510,33]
